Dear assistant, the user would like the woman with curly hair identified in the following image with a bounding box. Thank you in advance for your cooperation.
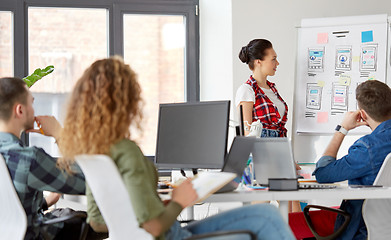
[58,56,295,240]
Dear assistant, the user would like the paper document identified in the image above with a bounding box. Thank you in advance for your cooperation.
[191,172,236,203]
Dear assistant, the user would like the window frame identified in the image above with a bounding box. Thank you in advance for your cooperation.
[7,0,199,101]
[114,2,199,101]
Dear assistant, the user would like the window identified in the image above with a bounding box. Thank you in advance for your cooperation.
[28,7,108,93]
[124,14,185,155]
[0,11,13,77]
[1,0,199,156]
[28,7,108,156]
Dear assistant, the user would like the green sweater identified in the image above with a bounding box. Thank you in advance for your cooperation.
[86,139,183,239]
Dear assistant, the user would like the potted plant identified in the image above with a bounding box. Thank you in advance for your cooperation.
[23,65,54,88]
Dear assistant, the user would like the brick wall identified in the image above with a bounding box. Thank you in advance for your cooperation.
[0,12,13,77]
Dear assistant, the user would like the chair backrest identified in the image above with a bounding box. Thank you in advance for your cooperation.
[372,152,391,186]
[0,154,27,240]
[75,154,153,240]
[363,152,391,240]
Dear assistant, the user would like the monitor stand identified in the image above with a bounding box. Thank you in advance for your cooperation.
[180,168,198,177]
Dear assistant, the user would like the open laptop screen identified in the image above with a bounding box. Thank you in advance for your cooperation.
[252,138,297,186]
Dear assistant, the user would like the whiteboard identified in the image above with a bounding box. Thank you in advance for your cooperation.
[295,14,388,134]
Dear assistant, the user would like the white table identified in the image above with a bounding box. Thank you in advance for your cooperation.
[202,186,391,222]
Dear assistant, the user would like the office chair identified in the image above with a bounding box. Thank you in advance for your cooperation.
[0,154,88,240]
[288,206,342,240]
[299,152,391,240]
[0,154,27,240]
[76,154,256,240]
[362,152,391,239]
[302,205,350,240]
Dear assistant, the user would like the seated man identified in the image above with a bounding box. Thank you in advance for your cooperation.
[313,80,391,239]
[0,77,85,239]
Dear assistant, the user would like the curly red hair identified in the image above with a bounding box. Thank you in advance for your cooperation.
[58,56,143,172]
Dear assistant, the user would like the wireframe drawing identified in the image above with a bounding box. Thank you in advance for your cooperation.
[360,44,378,72]
[306,83,322,110]
[335,46,352,71]
[308,47,325,72]
[331,82,348,111]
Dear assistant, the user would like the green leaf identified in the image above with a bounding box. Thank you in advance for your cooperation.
[22,65,55,88]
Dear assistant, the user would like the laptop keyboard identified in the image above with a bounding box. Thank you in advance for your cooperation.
[299,183,337,189]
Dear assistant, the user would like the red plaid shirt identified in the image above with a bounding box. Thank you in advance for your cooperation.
[246,76,288,137]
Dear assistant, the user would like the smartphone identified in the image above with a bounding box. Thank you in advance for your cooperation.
[349,185,383,188]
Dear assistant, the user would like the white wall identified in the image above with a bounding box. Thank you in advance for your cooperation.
[201,0,391,138]
[199,0,233,103]
[199,0,236,141]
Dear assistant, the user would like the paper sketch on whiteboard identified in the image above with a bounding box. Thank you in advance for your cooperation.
[335,46,352,71]
[331,83,349,112]
[308,47,325,72]
[360,44,378,72]
[306,83,322,110]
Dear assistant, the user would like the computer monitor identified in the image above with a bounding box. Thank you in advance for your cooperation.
[155,101,230,169]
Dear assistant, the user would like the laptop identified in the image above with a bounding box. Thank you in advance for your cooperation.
[216,136,255,193]
[252,138,336,189]
[252,138,297,186]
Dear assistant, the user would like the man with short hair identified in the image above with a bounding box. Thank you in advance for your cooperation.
[314,80,391,239]
[0,77,85,239]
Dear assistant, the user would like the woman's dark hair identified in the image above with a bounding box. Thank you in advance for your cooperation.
[239,39,273,70]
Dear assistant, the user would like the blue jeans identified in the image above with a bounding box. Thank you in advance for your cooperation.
[260,128,280,138]
[165,204,295,240]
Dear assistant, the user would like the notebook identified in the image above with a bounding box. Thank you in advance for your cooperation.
[191,171,236,203]
[252,138,336,189]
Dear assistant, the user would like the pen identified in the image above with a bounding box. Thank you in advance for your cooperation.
[35,120,45,135]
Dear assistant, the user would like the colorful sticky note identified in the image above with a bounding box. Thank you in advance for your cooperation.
[361,30,373,43]
[317,33,328,44]
[352,56,360,62]
[317,112,328,123]
[317,80,325,87]
[334,96,345,103]
[339,74,351,86]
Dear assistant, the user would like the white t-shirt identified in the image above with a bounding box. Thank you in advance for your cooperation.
[235,83,286,119]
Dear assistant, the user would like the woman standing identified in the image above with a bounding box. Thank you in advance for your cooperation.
[236,39,288,137]
[236,40,301,212]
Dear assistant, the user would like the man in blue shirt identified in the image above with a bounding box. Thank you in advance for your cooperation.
[0,77,86,239]
[313,80,391,239]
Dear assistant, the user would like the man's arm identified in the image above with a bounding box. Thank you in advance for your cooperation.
[27,115,62,141]
[41,192,62,211]
[323,110,368,158]
[45,192,61,207]
[28,149,85,194]
[323,132,345,158]
[26,115,85,194]
[314,110,369,183]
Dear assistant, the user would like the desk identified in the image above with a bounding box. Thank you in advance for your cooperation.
[203,187,391,222]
